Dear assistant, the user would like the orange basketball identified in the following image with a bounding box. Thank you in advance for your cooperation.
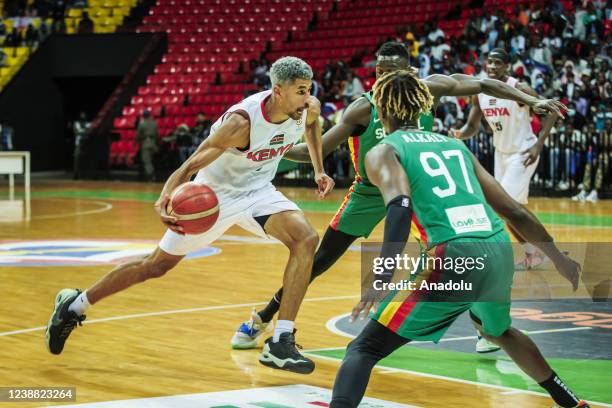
[167,182,220,235]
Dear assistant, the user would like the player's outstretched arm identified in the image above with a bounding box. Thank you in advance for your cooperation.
[423,73,567,118]
[350,145,414,320]
[451,95,483,140]
[284,96,371,163]
[303,96,335,197]
[154,113,250,231]
[470,152,580,290]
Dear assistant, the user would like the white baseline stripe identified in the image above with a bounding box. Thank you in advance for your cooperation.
[0,295,359,338]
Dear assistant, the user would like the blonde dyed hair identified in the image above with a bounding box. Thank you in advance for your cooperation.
[372,68,434,124]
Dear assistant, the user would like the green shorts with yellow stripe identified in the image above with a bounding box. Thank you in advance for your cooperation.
[372,230,514,342]
[330,182,423,239]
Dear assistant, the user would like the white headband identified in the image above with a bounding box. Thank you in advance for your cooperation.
[377,55,403,62]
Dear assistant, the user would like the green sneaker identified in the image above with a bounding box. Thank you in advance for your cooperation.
[45,289,86,355]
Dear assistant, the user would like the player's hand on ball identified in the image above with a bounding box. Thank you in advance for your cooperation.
[521,142,543,167]
[531,99,568,118]
[154,193,184,235]
[315,172,335,198]
[552,253,581,291]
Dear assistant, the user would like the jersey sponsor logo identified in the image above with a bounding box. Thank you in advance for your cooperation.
[401,132,446,143]
[247,142,295,162]
[482,107,510,117]
[270,134,284,145]
[445,204,492,235]
[0,240,220,267]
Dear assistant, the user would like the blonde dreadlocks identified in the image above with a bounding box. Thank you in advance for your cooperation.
[372,69,434,126]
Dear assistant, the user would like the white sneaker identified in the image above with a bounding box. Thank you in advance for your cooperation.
[572,190,587,201]
[586,190,598,203]
[557,181,570,191]
[529,250,550,270]
[231,308,271,350]
[476,335,501,353]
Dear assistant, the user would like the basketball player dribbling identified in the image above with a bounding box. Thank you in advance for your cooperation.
[451,48,558,273]
[45,57,334,374]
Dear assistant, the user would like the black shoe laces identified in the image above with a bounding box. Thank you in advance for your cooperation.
[280,333,305,357]
[59,314,85,340]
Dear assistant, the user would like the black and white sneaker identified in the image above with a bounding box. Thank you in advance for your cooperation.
[258,331,315,374]
[45,288,86,355]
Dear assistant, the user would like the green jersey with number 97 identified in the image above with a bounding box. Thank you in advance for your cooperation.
[380,129,505,247]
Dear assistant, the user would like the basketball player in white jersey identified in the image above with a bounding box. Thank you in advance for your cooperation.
[45,57,334,374]
[452,48,559,352]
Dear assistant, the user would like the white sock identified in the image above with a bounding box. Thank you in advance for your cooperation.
[273,320,294,342]
[68,291,91,316]
[524,243,537,256]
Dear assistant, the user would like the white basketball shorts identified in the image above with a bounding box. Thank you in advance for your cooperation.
[494,149,539,205]
[159,182,299,256]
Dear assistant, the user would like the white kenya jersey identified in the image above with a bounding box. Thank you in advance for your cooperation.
[477,76,537,154]
[195,90,306,191]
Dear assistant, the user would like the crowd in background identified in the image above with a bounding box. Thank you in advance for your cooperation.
[250,0,611,198]
[0,0,95,48]
[130,110,212,181]
[6,0,608,195]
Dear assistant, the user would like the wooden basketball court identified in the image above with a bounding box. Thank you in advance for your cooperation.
[1,181,610,407]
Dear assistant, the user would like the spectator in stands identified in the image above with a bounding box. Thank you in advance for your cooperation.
[431,37,451,63]
[573,1,588,40]
[426,20,445,44]
[510,27,527,55]
[0,122,14,151]
[341,71,364,102]
[253,57,270,89]
[72,112,90,179]
[473,61,487,79]
[174,124,194,163]
[517,4,529,26]
[78,11,94,34]
[191,112,211,145]
[136,109,159,182]
[404,30,419,59]
[6,28,22,47]
[542,27,563,58]
[25,24,37,47]
[562,71,579,100]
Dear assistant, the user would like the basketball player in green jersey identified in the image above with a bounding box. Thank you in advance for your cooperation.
[329,69,588,408]
[231,42,566,352]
